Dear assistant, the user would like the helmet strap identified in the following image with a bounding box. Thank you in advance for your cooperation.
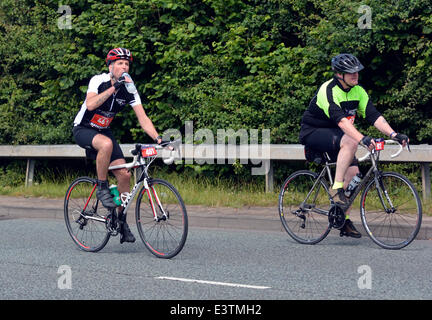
[343,74,355,88]
[335,73,354,89]
[108,64,118,81]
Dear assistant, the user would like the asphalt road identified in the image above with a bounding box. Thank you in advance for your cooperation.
[0,217,431,301]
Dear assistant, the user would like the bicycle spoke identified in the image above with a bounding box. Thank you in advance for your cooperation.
[64,177,110,252]
[361,172,422,249]
[279,170,331,244]
[136,179,188,258]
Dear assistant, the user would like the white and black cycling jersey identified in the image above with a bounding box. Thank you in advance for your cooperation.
[73,73,142,130]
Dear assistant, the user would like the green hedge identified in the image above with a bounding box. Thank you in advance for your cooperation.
[1,0,431,147]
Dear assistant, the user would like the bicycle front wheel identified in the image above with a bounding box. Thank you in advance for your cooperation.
[135,178,188,258]
[360,172,422,250]
[64,177,111,252]
[279,170,332,244]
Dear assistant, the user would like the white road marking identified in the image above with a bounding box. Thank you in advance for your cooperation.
[155,276,271,290]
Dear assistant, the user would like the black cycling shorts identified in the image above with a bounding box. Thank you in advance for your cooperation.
[72,125,124,162]
[302,127,358,166]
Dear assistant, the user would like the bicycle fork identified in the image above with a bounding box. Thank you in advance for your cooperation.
[143,179,169,222]
[374,174,396,214]
[368,155,397,214]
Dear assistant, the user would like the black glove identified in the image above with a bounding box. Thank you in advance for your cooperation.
[360,136,374,148]
[393,133,409,145]
[113,75,126,90]
[155,136,174,150]
[154,135,163,144]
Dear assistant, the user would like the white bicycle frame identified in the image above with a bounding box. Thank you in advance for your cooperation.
[107,141,181,221]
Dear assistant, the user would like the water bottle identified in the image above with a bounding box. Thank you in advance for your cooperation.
[121,72,137,94]
[344,173,363,198]
[109,185,122,206]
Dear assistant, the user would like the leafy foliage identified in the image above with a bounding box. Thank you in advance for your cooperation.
[0,0,430,148]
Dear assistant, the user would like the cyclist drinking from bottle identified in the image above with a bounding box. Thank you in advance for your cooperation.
[73,48,163,243]
[299,53,409,238]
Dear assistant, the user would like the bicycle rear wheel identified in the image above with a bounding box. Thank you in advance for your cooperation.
[360,172,422,249]
[135,178,188,258]
[278,170,331,244]
[64,177,111,252]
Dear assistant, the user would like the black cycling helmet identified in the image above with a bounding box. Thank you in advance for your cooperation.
[331,53,364,73]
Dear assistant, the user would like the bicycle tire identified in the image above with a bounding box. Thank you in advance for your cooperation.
[360,171,422,250]
[278,170,332,244]
[135,178,188,258]
[64,177,111,252]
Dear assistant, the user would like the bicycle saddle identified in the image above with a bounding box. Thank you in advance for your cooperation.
[304,146,328,165]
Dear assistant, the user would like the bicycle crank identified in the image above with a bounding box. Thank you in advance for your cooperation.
[105,213,119,236]
[328,205,345,229]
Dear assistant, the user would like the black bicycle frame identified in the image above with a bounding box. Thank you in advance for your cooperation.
[305,149,391,217]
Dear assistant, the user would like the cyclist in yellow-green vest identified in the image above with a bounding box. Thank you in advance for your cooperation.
[299,53,409,238]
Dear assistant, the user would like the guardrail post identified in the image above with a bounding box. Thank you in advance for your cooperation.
[25,159,35,187]
[421,163,431,201]
[265,160,274,193]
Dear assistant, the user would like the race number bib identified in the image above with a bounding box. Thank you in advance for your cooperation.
[141,146,157,158]
[90,114,114,129]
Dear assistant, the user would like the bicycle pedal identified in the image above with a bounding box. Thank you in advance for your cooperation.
[105,213,119,234]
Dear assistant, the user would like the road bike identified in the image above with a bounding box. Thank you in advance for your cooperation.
[278,139,422,250]
[64,141,188,258]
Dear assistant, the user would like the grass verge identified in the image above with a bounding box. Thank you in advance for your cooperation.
[0,171,430,214]
[0,172,279,208]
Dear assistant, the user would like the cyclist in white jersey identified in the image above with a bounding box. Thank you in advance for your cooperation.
[73,48,163,243]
